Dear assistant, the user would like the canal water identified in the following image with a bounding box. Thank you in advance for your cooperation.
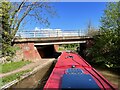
[35,60,56,90]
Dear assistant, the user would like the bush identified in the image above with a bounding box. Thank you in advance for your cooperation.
[86,2,120,69]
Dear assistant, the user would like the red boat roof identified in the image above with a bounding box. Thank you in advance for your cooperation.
[44,52,117,90]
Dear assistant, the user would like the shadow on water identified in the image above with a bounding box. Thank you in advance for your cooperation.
[34,52,61,90]
[52,52,61,59]
[33,51,61,90]
[34,60,57,90]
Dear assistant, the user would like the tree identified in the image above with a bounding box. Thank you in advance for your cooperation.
[0,1,15,57]
[87,2,120,69]
[0,0,55,57]
[86,20,99,37]
[9,1,55,37]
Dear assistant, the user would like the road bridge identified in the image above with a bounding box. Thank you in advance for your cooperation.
[13,30,93,62]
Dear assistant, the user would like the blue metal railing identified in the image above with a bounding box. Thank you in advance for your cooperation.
[15,30,86,38]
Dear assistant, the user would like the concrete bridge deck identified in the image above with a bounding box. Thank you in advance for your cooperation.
[13,36,93,43]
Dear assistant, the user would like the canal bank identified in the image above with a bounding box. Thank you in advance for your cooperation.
[1,59,56,90]
[1,57,119,90]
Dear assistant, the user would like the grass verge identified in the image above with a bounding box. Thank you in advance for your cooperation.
[1,69,31,86]
[0,61,31,73]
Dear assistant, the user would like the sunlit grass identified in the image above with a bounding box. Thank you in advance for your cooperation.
[1,70,31,86]
[0,61,31,73]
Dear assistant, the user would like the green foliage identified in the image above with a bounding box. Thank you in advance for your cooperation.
[1,70,31,86]
[87,2,120,69]
[59,44,79,51]
[87,29,99,37]
[0,61,31,73]
[0,1,16,57]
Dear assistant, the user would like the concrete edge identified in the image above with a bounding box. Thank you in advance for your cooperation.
[0,59,56,90]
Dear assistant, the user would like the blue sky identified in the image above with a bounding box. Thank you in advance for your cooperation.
[20,2,106,31]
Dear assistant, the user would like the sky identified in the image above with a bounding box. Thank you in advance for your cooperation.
[19,2,107,31]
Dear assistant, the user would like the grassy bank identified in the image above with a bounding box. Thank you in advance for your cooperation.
[1,70,31,86]
[0,61,31,73]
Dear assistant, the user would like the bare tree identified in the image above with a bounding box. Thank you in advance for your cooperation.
[9,1,56,37]
[86,20,99,37]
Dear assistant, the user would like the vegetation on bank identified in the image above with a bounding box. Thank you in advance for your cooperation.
[0,61,31,73]
[0,2,54,87]
[59,3,120,71]
[1,70,31,87]
[86,2,120,70]
[59,44,79,52]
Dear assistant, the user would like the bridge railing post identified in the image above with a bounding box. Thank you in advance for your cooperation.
[49,31,50,37]
[57,30,58,37]
[78,30,79,36]
[62,30,64,37]
[34,31,35,37]
[78,30,80,36]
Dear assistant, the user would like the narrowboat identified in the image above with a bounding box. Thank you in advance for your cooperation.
[44,51,117,90]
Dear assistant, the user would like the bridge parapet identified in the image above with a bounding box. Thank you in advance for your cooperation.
[15,30,87,38]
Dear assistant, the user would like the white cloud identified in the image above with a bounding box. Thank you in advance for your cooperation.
[34,27,40,31]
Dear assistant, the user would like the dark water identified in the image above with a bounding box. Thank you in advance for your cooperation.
[34,61,56,90]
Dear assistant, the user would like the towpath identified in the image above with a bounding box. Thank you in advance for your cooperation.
[0,58,55,78]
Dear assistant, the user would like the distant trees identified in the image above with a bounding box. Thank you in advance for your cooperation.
[87,2,120,69]
[59,44,79,51]
[86,20,99,37]
[0,1,55,57]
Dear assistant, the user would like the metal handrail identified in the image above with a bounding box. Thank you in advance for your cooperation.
[15,30,86,38]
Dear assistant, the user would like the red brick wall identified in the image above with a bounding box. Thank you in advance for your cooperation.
[15,43,41,62]
[15,43,59,62]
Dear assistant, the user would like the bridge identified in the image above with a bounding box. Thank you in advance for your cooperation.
[13,29,93,62]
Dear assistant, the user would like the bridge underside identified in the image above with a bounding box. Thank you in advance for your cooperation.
[34,41,86,45]
[35,45,61,58]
